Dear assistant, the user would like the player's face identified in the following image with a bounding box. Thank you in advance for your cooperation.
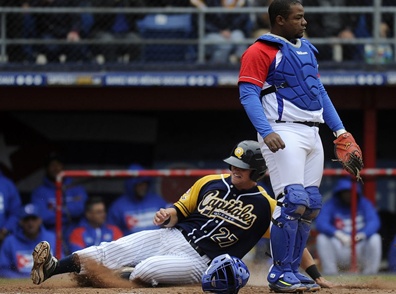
[86,203,106,226]
[20,216,42,238]
[46,160,63,181]
[283,3,307,40]
[230,166,256,190]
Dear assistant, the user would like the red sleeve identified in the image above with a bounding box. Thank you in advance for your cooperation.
[69,227,86,248]
[108,224,124,240]
[238,41,279,88]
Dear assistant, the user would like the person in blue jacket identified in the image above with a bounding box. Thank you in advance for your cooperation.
[107,163,170,235]
[68,196,123,252]
[315,177,382,274]
[30,153,88,240]
[0,203,58,278]
[0,171,22,246]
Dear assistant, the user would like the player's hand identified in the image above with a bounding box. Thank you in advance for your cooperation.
[153,208,170,226]
[264,133,285,153]
[315,276,341,288]
[355,232,366,242]
[334,230,351,246]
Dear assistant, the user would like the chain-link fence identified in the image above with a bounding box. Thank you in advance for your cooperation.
[0,1,395,69]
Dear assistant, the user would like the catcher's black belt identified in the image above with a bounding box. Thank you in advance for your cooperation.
[179,228,207,257]
[275,120,320,127]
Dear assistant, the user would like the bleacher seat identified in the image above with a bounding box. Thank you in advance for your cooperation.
[137,14,195,63]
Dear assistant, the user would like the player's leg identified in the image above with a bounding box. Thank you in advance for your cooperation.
[316,234,339,275]
[292,186,322,291]
[121,229,211,285]
[260,135,307,291]
[75,229,185,271]
[360,233,382,274]
[129,254,210,286]
[268,184,309,292]
[291,135,323,290]
[31,229,166,285]
[261,124,321,292]
[336,240,353,271]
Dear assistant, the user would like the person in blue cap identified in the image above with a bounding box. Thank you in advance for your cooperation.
[107,163,170,235]
[315,177,382,275]
[0,203,58,278]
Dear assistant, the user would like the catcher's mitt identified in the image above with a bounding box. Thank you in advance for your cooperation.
[333,132,364,181]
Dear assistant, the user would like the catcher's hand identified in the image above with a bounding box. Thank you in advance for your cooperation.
[333,132,364,181]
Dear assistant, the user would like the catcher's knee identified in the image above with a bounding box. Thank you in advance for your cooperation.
[303,186,322,220]
[278,184,309,219]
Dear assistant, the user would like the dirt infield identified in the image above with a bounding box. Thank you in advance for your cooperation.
[1,261,396,294]
[2,275,396,294]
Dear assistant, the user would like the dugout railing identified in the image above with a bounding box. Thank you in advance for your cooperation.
[0,2,395,65]
[54,168,393,271]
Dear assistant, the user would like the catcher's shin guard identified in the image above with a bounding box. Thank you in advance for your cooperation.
[291,218,311,272]
[291,186,322,273]
[268,185,309,284]
[269,214,298,276]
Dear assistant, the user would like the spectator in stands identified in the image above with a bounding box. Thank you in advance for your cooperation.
[87,0,145,63]
[107,163,170,235]
[68,197,123,252]
[0,171,22,247]
[315,177,382,275]
[251,0,272,39]
[388,234,396,272]
[0,0,36,63]
[30,152,88,241]
[190,0,252,64]
[0,203,57,278]
[303,0,360,62]
[352,0,394,64]
[28,0,91,63]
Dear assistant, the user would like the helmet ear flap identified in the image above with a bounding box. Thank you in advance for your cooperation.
[250,164,267,182]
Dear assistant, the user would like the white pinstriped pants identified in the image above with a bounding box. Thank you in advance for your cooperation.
[316,233,382,275]
[74,228,211,285]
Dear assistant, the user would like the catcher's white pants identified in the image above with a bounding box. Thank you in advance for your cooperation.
[316,233,382,274]
[74,228,211,285]
[258,122,323,198]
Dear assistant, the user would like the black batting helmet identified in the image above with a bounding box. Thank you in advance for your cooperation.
[223,140,267,181]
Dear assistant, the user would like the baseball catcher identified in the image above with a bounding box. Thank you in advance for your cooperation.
[333,131,364,181]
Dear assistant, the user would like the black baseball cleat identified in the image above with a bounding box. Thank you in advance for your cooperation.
[31,241,58,285]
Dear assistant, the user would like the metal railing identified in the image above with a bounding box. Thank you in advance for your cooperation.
[0,4,395,66]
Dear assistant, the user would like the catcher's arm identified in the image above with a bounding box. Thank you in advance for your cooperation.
[332,130,364,182]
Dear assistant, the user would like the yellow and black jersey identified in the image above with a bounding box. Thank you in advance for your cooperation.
[174,174,276,259]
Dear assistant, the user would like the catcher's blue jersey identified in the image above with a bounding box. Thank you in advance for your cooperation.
[174,174,275,259]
